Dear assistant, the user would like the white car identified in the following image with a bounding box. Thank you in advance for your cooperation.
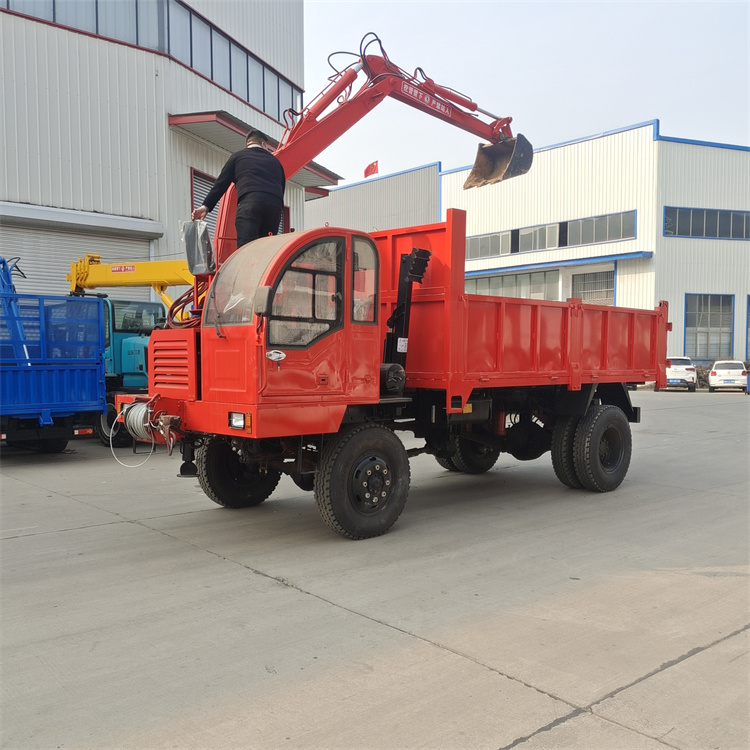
[708,360,748,392]
[664,356,697,392]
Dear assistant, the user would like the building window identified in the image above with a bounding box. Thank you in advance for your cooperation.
[192,170,217,239]
[465,231,511,259]
[565,211,635,249]
[465,211,633,260]
[572,271,614,306]
[98,0,137,45]
[664,207,750,239]
[230,43,248,99]
[685,294,734,360]
[5,0,302,124]
[168,0,191,65]
[190,12,212,77]
[465,270,559,301]
[211,31,230,90]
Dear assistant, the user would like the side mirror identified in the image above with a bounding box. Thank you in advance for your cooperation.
[253,286,273,316]
[666,359,671,368]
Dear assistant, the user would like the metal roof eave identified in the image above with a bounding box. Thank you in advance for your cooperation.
[168,111,341,191]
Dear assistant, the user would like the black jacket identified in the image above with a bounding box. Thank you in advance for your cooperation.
[203,146,286,211]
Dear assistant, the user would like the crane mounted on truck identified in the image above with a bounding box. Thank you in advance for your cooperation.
[67,253,194,445]
[116,36,670,539]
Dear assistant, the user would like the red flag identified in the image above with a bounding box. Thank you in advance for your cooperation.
[364,160,378,178]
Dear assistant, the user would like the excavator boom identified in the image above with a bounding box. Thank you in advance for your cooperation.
[213,34,532,263]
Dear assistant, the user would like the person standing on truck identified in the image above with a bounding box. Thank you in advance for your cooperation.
[192,130,286,247]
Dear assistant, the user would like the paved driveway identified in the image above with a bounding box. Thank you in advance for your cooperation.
[2,391,748,749]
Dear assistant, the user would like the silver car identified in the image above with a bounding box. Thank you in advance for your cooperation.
[664,356,697,392]
[708,360,748,392]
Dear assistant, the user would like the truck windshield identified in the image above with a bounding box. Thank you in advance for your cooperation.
[204,234,293,326]
[111,300,165,333]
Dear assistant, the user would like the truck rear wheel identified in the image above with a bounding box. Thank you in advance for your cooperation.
[451,437,500,474]
[435,455,461,472]
[315,424,410,539]
[197,438,281,508]
[573,405,631,492]
[551,415,583,488]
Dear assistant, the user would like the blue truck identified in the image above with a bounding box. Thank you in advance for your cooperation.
[93,296,166,446]
[0,257,106,453]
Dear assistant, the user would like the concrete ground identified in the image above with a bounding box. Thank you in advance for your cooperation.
[1,390,748,750]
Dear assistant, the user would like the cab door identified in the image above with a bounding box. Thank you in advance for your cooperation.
[260,235,348,402]
[260,234,382,405]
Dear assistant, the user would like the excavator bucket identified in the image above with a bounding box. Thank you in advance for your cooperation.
[463,133,533,189]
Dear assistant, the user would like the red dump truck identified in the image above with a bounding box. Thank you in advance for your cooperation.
[118,209,669,538]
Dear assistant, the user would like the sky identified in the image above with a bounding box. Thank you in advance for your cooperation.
[303,0,749,185]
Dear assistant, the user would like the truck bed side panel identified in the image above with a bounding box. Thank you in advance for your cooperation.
[0,293,106,419]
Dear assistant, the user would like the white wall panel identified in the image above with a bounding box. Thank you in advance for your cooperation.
[442,124,658,250]
[653,141,750,356]
[305,165,440,232]
[1,9,298,264]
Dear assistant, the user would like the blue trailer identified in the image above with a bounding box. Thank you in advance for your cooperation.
[0,258,106,453]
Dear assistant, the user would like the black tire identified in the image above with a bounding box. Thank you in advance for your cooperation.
[37,438,69,454]
[451,437,500,474]
[573,404,632,492]
[95,401,131,447]
[291,473,315,492]
[551,415,583,488]
[435,455,461,472]
[688,384,696,393]
[196,437,281,508]
[314,424,410,539]
[708,386,715,393]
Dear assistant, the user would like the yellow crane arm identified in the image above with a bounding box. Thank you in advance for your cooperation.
[67,254,194,310]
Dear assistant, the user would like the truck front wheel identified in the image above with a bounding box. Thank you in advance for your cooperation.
[315,424,410,539]
[572,405,631,492]
[197,438,281,508]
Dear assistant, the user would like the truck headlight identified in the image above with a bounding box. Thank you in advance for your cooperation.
[228,412,245,429]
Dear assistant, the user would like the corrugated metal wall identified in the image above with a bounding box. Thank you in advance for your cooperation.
[442,125,658,250]
[305,165,440,233]
[654,141,750,357]
[1,6,305,284]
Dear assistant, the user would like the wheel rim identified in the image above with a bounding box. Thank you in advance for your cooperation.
[349,454,392,515]
[598,426,624,473]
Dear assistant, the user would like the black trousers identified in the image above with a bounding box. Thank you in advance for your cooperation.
[235,195,283,247]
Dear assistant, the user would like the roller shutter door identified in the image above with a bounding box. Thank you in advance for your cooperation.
[0,226,152,300]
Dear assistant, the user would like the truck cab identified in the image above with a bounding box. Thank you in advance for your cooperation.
[102,298,166,390]
[149,228,383,439]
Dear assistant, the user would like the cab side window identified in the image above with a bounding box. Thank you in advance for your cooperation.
[352,236,378,324]
[268,237,344,347]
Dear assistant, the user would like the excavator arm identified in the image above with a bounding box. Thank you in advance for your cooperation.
[213,34,532,262]
[68,253,194,310]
